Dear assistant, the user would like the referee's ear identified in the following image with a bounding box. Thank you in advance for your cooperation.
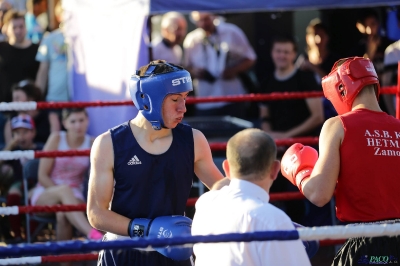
[222,159,230,178]
[270,160,280,182]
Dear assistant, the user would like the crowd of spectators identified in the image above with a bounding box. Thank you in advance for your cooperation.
[0,1,399,247]
[0,0,97,243]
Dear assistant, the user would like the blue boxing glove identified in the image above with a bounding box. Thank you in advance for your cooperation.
[128,216,193,261]
[292,222,319,258]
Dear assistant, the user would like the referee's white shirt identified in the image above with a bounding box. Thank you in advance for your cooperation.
[192,179,311,266]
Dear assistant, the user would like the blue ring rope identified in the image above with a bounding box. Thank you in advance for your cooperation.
[0,230,299,258]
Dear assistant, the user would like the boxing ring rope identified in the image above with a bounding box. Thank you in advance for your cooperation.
[0,191,305,216]
[0,253,98,265]
[0,240,346,265]
[0,223,399,261]
[0,85,398,264]
[0,86,396,112]
[0,137,319,160]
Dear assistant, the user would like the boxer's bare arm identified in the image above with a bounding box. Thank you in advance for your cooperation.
[193,129,224,189]
[302,117,343,207]
[87,132,131,236]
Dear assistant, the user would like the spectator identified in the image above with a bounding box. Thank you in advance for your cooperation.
[381,9,400,117]
[351,9,394,116]
[0,9,39,103]
[4,81,60,146]
[192,128,311,265]
[259,35,324,223]
[29,108,102,241]
[297,20,340,225]
[351,9,393,77]
[152,11,187,65]
[0,114,43,242]
[35,1,69,105]
[301,18,341,83]
[259,36,324,140]
[183,12,256,118]
[0,0,12,41]
[25,0,47,44]
[301,19,341,128]
[0,10,39,148]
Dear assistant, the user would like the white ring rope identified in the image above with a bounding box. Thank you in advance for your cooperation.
[298,223,400,240]
[0,257,41,265]
[0,224,399,265]
[0,206,19,216]
[0,102,37,111]
[0,151,35,160]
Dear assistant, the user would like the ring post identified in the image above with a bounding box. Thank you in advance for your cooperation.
[397,61,400,119]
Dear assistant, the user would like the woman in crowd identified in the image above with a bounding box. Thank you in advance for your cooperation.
[29,108,102,241]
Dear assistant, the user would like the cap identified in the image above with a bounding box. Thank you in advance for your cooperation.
[11,114,35,130]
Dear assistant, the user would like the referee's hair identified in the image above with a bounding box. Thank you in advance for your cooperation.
[226,128,277,181]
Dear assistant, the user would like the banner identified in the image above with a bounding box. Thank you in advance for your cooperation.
[63,0,150,136]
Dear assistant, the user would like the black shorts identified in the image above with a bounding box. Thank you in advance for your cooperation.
[332,234,400,265]
[98,249,194,266]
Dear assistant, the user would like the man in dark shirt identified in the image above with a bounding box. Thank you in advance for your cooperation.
[259,36,324,224]
[259,36,324,139]
[0,10,39,103]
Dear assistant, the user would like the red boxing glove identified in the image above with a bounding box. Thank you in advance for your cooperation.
[281,143,318,193]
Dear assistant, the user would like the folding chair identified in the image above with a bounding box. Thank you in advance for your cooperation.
[22,159,56,243]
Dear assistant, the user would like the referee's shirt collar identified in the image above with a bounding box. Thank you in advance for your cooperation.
[228,178,270,203]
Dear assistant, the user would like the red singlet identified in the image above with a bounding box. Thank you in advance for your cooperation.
[336,108,400,222]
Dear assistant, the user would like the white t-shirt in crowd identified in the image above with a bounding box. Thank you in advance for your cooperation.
[384,40,400,68]
[183,22,257,110]
[152,38,183,65]
[192,179,311,266]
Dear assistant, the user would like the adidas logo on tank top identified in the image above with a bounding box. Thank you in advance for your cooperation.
[127,155,142,165]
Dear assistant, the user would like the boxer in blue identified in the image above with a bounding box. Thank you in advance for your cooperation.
[87,60,224,265]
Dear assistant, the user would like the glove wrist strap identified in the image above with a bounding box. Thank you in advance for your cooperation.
[127,220,133,238]
[295,167,313,193]
[129,218,151,238]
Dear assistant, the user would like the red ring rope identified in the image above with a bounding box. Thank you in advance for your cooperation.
[34,86,396,110]
[32,137,319,158]
[16,192,304,214]
[19,204,87,214]
[41,253,98,263]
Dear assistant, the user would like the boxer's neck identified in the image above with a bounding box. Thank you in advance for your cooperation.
[130,115,172,142]
[352,91,382,113]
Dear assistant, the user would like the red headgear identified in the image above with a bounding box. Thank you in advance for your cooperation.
[321,57,380,115]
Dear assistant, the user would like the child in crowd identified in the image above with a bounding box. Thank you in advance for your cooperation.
[3,80,60,147]
[0,114,43,242]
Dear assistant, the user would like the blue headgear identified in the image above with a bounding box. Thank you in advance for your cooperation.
[129,61,193,130]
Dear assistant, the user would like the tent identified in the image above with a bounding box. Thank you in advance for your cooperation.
[63,0,400,136]
[151,0,400,14]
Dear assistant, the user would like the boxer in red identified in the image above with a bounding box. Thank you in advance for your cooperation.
[280,57,400,266]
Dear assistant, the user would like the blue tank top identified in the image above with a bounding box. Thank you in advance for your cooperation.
[109,121,194,220]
